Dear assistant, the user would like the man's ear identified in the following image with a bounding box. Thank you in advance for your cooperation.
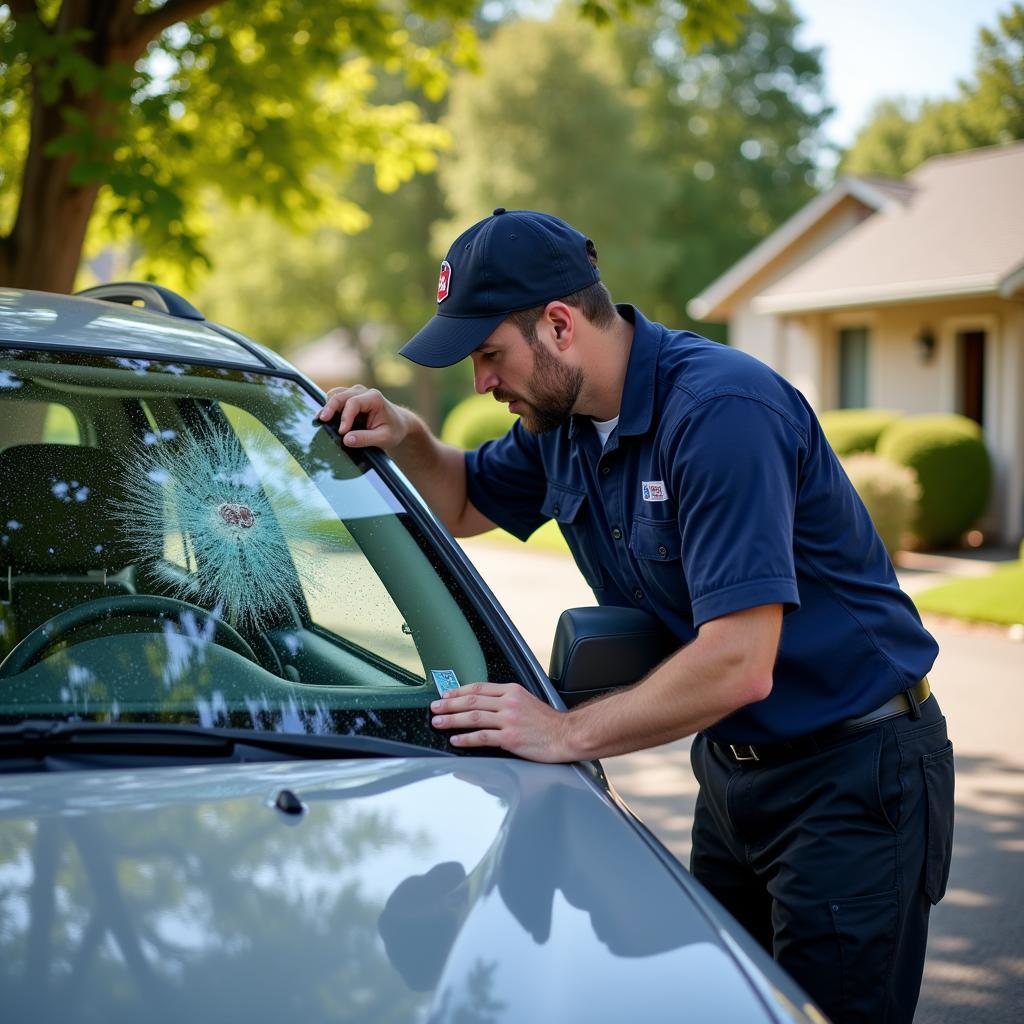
[544,301,575,350]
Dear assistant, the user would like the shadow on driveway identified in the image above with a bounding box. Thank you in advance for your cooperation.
[606,746,1024,1024]
[919,751,1024,1024]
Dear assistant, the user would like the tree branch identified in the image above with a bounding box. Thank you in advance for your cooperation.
[115,0,222,63]
[9,0,41,20]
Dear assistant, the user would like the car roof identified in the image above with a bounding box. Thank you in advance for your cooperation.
[0,287,294,373]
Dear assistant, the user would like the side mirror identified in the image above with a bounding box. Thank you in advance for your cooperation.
[548,607,678,708]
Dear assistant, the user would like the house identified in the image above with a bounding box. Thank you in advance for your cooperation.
[688,142,1024,544]
[288,329,365,392]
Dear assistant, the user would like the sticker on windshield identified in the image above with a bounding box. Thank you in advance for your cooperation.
[431,669,461,695]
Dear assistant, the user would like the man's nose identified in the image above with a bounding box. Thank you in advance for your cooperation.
[474,368,498,395]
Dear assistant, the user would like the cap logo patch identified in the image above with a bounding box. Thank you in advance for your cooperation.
[437,260,452,303]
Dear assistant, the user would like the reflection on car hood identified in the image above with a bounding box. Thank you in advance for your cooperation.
[0,758,805,1023]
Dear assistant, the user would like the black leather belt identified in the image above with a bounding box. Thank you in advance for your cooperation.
[716,677,932,764]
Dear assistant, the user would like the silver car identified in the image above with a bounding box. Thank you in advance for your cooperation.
[0,285,825,1023]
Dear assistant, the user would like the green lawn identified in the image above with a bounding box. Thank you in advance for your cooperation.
[914,560,1024,625]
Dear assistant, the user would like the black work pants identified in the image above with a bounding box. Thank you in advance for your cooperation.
[690,696,954,1024]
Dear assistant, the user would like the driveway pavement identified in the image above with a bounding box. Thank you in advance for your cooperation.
[460,537,1024,1024]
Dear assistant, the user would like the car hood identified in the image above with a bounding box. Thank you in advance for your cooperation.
[0,756,812,1023]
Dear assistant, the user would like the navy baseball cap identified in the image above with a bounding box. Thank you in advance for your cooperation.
[399,209,601,368]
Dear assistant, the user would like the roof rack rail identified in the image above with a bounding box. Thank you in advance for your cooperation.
[75,282,205,321]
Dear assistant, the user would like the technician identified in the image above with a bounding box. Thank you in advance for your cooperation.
[318,209,955,1024]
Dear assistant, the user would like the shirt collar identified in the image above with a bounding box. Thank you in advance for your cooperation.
[567,304,661,443]
[614,304,661,438]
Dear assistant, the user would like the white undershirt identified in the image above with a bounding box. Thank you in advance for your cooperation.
[591,415,620,448]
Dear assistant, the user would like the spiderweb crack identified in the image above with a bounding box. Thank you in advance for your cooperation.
[112,427,328,629]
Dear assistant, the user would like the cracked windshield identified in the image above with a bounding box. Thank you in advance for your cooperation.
[0,352,508,749]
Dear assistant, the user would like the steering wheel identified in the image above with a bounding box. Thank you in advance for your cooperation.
[0,594,259,678]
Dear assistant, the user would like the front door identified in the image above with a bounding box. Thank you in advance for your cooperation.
[956,329,986,426]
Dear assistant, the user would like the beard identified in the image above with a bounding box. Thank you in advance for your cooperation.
[494,342,584,434]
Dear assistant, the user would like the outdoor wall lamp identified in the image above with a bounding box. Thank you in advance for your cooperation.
[915,327,936,364]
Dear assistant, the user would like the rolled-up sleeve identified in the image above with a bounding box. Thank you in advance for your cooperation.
[464,421,549,541]
[670,395,804,626]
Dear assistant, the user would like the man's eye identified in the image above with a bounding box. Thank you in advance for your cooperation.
[482,351,497,361]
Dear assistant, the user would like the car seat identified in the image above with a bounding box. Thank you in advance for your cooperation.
[0,443,136,658]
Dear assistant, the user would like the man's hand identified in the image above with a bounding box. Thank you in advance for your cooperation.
[318,385,411,451]
[431,683,577,763]
[318,385,496,537]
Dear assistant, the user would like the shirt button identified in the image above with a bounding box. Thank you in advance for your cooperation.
[552,504,560,516]
[634,589,644,601]
[600,465,610,476]
[611,527,622,540]
[658,545,668,557]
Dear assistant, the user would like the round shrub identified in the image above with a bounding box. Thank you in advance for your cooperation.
[841,454,920,555]
[820,408,903,455]
[876,414,992,548]
[440,393,516,449]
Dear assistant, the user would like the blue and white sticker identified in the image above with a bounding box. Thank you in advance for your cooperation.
[431,669,461,696]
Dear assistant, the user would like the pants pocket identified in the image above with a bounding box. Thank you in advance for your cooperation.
[921,740,955,904]
[829,889,899,1021]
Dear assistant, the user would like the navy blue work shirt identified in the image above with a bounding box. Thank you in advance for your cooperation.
[464,305,939,744]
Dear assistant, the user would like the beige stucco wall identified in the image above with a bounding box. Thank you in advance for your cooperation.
[995,303,1024,543]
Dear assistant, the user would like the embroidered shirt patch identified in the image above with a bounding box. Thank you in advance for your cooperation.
[642,480,668,502]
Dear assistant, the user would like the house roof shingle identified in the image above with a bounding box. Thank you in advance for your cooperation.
[751,142,1024,314]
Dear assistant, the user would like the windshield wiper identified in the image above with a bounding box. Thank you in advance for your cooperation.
[0,721,452,764]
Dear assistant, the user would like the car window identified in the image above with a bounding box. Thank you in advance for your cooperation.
[218,401,423,677]
[0,399,80,448]
[0,351,522,752]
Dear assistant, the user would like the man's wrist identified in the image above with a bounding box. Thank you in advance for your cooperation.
[558,705,597,762]
[394,407,426,453]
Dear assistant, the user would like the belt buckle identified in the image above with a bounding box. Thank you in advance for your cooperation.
[729,743,760,762]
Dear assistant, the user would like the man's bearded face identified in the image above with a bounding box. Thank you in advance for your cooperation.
[494,337,583,434]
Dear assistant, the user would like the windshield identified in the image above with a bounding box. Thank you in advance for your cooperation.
[0,349,521,753]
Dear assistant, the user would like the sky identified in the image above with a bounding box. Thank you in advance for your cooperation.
[793,0,1012,148]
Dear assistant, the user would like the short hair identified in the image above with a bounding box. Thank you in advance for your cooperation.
[505,240,616,342]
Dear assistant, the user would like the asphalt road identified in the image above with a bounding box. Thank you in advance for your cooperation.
[460,537,1024,1024]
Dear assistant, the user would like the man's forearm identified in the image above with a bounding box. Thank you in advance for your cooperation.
[390,412,477,535]
[564,608,779,760]
[430,606,782,762]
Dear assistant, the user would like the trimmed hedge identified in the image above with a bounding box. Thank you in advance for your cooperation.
[876,414,992,548]
[841,454,920,555]
[820,408,903,455]
[440,393,516,449]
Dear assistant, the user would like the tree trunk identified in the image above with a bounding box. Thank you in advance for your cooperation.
[4,89,105,294]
